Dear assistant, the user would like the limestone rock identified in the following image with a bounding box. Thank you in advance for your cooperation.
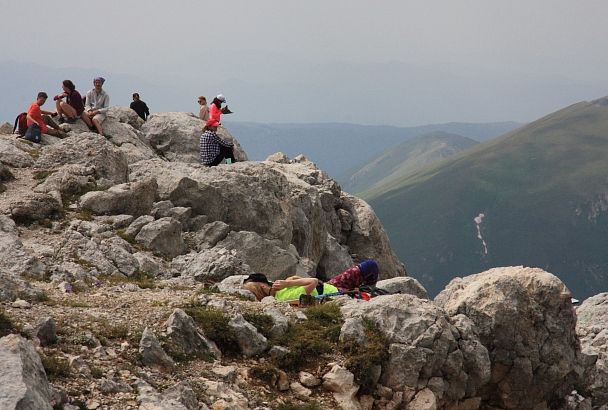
[172,247,251,282]
[0,215,45,279]
[193,221,231,249]
[216,231,298,280]
[435,266,582,409]
[0,334,53,410]
[139,327,175,370]
[140,112,246,163]
[376,276,429,299]
[33,164,97,202]
[35,133,128,188]
[299,371,321,388]
[125,215,155,237]
[11,192,63,222]
[317,234,354,279]
[228,314,267,357]
[0,271,44,302]
[33,317,58,346]
[322,364,361,410]
[79,178,158,216]
[0,138,35,167]
[165,309,221,360]
[0,122,14,134]
[135,217,186,258]
[137,379,200,410]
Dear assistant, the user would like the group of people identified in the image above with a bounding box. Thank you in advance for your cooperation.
[22,77,111,141]
[21,77,235,169]
[242,259,381,303]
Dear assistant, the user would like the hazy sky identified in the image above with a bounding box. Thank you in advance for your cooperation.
[1,0,607,125]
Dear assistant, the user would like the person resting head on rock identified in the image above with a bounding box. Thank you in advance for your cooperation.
[327,259,379,292]
[242,274,338,302]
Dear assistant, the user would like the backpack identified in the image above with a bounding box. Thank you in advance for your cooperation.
[13,112,28,136]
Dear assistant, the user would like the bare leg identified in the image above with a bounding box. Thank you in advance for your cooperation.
[92,119,104,136]
[59,101,77,119]
[55,100,64,118]
[81,112,94,129]
[45,128,67,139]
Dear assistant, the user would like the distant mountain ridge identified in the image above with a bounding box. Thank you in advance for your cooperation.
[366,97,608,299]
[339,132,479,195]
[226,121,521,177]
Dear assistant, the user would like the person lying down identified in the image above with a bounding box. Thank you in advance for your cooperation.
[242,275,338,302]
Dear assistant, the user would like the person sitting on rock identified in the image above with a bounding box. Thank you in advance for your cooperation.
[242,274,338,302]
[54,80,84,124]
[199,119,236,166]
[24,92,67,143]
[82,77,110,137]
[130,92,150,121]
[209,94,228,125]
[198,96,209,121]
[328,259,379,292]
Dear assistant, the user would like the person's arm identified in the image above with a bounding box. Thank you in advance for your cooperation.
[85,91,94,112]
[97,93,110,114]
[144,103,149,118]
[40,110,56,116]
[212,134,233,148]
[272,278,319,294]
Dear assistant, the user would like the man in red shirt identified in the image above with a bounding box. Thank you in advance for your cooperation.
[25,92,66,142]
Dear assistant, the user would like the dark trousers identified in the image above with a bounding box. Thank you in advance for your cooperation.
[209,145,236,166]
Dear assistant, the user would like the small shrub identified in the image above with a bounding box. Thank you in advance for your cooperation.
[116,229,136,244]
[90,366,104,379]
[41,355,71,380]
[0,166,14,181]
[95,319,130,342]
[273,303,343,371]
[185,307,240,355]
[129,270,156,289]
[0,310,16,337]
[243,311,274,338]
[341,318,389,394]
[75,210,94,221]
[276,403,323,410]
[33,170,55,181]
[250,362,280,385]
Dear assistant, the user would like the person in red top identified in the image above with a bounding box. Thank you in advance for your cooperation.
[209,94,227,125]
[25,92,66,142]
[328,259,380,291]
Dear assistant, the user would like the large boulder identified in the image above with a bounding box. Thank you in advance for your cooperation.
[0,334,54,410]
[140,112,247,163]
[10,192,63,223]
[79,178,158,216]
[129,159,406,279]
[35,133,128,189]
[0,138,35,168]
[0,215,45,278]
[340,294,490,408]
[376,276,429,299]
[435,266,583,409]
[171,247,252,282]
[135,217,186,259]
[576,292,608,407]
[164,309,220,360]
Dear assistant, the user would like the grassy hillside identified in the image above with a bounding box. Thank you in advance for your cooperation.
[366,99,608,298]
[340,132,478,195]
[226,121,521,177]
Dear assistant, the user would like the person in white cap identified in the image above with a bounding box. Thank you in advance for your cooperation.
[209,94,228,125]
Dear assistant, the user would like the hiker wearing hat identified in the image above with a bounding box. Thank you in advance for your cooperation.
[328,259,380,292]
[209,94,227,125]
[199,119,236,166]
[82,77,110,137]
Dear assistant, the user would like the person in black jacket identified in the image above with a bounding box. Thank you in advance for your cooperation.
[130,93,150,121]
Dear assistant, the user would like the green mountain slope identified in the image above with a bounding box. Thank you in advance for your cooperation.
[365,98,608,298]
[340,132,478,194]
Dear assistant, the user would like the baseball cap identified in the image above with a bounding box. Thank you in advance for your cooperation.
[216,94,227,103]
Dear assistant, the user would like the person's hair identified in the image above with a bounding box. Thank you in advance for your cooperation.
[243,282,271,301]
[62,80,75,92]
[133,93,139,99]
[198,96,206,102]
[37,92,48,99]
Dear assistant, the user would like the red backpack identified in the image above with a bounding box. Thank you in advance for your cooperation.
[13,112,28,136]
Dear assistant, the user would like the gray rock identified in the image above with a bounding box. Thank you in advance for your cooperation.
[193,221,230,249]
[262,306,289,339]
[228,314,268,357]
[317,234,354,279]
[99,237,139,277]
[11,192,63,222]
[0,139,35,167]
[32,164,96,201]
[136,380,197,410]
[135,217,186,258]
[322,364,361,410]
[79,178,158,216]
[435,266,582,409]
[124,215,154,237]
[269,345,290,361]
[0,215,45,279]
[0,122,14,134]
[172,247,251,282]
[0,334,53,410]
[95,214,134,229]
[98,378,132,394]
[217,231,298,280]
[0,271,44,302]
[33,317,58,346]
[141,112,247,163]
[35,133,128,188]
[265,152,290,163]
[133,252,161,276]
[165,309,221,360]
[376,276,429,299]
[139,327,175,370]
[150,200,174,218]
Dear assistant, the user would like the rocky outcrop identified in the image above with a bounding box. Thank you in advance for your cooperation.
[0,334,54,410]
[340,294,491,408]
[435,266,582,409]
[576,292,608,407]
[377,276,429,299]
[79,178,158,216]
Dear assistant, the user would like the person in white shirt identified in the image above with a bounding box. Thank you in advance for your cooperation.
[82,77,110,137]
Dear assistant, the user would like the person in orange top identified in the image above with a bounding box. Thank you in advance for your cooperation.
[25,92,66,142]
[209,94,227,125]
